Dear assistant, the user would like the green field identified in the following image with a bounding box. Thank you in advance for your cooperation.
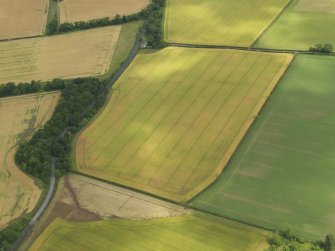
[192,55,335,240]
[75,47,292,202]
[255,0,335,50]
[29,214,270,251]
[164,0,290,46]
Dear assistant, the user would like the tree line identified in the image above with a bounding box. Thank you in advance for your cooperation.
[0,77,107,250]
[47,0,166,48]
[267,229,335,251]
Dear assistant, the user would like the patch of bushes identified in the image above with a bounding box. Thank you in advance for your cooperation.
[267,229,335,251]
[0,216,29,250]
[309,44,333,53]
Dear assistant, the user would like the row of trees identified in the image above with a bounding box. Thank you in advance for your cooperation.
[267,229,335,251]
[0,78,107,250]
[309,44,333,53]
[47,0,166,48]
[15,78,107,183]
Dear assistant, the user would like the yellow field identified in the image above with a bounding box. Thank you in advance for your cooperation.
[29,214,270,251]
[165,0,290,46]
[59,0,149,23]
[76,47,293,202]
[0,26,121,84]
[0,92,60,229]
[0,0,48,40]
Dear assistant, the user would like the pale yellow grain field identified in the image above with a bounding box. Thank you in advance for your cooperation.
[59,0,149,23]
[0,0,48,40]
[0,92,60,229]
[0,26,121,84]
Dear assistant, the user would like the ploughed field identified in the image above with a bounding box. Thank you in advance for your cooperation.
[255,0,335,50]
[29,214,269,251]
[76,47,292,202]
[192,55,335,240]
[0,92,60,229]
[59,0,149,23]
[0,26,121,84]
[0,0,48,40]
[164,0,290,46]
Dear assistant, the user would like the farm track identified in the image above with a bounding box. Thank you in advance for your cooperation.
[11,28,145,251]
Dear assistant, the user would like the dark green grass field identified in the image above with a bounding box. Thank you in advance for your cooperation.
[192,55,335,240]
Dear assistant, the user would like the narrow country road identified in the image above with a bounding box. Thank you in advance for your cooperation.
[11,28,145,251]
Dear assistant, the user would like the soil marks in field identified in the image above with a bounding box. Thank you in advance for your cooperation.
[76,47,293,202]
[59,0,149,23]
[0,0,48,40]
[0,92,60,229]
[0,26,121,84]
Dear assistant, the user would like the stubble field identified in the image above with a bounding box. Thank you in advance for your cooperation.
[0,92,60,229]
[164,0,290,46]
[29,214,269,251]
[59,0,149,23]
[192,55,335,240]
[0,0,48,40]
[0,26,121,84]
[76,47,292,202]
[255,0,335,50]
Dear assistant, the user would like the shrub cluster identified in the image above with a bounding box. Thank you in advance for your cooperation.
[309,44,333,53]
[0,217,29,250]
[267,229,335,251]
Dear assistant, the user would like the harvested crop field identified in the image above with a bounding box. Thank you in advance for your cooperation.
[59,0,149,23]
[164,0,290,46]
[29,214,269,251]
[0,26,121,84]
[0,92,60,229]
[255,0,335,50]
[0,0,48,40]
[192,55,335,240]
[76,47,293,202]
[65,174,190,219]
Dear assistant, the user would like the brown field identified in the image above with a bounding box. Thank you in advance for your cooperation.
[0,0,48,40]
[59,0,149,23]
[294,0,335,14]
[0,26,121,84]
[0,92,60,229]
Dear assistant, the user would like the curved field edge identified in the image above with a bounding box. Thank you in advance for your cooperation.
[163,0,291,47]
[75,47,294,202]
[29,213,270,251]
[70,22,143,170]
[0,92,60,229]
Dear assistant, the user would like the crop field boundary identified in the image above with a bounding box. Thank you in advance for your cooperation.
[250,0,294,48]
[182,54,294,201]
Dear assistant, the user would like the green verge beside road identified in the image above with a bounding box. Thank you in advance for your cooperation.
[255,0,335,50]
[29,214,270,251]
[192,54,335,240]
